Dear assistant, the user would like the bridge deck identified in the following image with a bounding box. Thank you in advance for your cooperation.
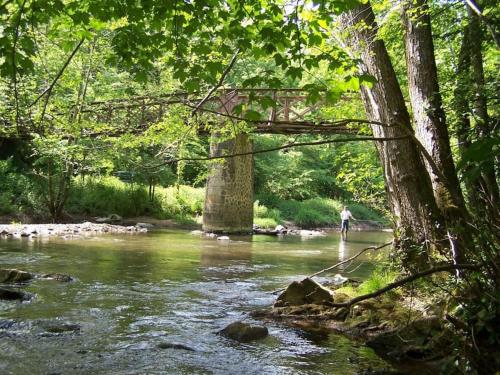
[77,89,358,136]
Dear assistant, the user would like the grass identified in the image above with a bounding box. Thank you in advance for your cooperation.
[336,268,400,298]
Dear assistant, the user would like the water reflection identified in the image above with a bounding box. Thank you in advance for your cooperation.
[338,237,347,262]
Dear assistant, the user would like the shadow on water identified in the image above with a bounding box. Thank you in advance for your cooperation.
[0,229,394,374]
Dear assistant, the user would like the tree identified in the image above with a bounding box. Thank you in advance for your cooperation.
[339,2,445,265]
[401,0,473,261]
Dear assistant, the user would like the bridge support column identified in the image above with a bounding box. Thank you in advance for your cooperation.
[202,134,254,233]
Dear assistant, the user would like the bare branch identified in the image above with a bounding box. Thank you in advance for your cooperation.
[31,38,85,109]
[191,48,240,115]
[308,241,393,279]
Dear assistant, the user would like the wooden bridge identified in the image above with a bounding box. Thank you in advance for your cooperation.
[77,88,355,136]
[74,88,361,234]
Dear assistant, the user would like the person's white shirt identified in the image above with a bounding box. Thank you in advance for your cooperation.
[341,209,352,221]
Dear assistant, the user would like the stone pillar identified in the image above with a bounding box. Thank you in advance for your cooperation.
[202,134,254,233]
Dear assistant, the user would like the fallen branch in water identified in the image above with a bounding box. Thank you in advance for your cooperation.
[326,263,482,308]
[270,241,393,294]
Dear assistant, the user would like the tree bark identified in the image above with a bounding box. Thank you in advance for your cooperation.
[401,0,473,262]
[340,2,446,266]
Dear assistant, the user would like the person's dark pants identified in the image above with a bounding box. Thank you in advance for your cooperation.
[341,219,349,232]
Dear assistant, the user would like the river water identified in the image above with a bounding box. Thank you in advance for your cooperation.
[0,230,393,375]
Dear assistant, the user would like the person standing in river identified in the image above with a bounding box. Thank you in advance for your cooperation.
[340,206,356,240]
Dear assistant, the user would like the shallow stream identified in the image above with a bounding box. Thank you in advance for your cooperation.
[0,230,393,374]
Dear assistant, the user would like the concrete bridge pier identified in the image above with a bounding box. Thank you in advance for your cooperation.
[202,134,254,234]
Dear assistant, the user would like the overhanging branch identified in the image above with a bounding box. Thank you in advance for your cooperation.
[191,48,240,116]
[327,263,482,308]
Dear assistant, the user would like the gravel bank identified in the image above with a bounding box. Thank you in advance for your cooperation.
[0,222,148,239]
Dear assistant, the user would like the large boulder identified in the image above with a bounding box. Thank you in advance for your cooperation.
[0,269,34,283]
[274,278,334,307]
[218,321,268,342]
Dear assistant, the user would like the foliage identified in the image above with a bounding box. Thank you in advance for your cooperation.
[254,135,387,211]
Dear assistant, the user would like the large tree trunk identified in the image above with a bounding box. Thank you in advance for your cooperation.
[340,2,445,266]
[467,6,500,218]
[401,0,473,261]
[452,24,477,206]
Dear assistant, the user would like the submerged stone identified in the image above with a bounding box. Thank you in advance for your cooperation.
[0,268,34,283]
[157,342,196,351]
[219,321,268,342]
[0,287,31,301]
[38,321,81,334]
[274,278,334,307]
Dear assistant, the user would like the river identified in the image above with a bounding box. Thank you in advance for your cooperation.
[0,230,393,374]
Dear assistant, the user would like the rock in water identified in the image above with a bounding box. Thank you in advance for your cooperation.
[38,321,81,334]
[219,321,268,342]
[217,236,230,241]
[0,269,34,283]
[157,342,196,351]
[332,273,349,285]
[0,288,30,301]
[136,222,154,229]
[274,278,334,307]
[41,273,74,282]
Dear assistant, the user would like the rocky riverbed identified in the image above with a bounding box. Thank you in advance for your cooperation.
[0,222,149,240]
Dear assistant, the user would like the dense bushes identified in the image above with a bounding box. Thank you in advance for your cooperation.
[254,196,387,228]
[0,159,40,216]
[1,164,387,227]
[67,177,204,222]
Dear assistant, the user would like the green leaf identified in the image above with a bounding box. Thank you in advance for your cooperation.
[244,109,262,121]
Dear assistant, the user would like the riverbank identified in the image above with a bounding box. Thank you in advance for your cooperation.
[252,278,458,375]
[0,174,388,229]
